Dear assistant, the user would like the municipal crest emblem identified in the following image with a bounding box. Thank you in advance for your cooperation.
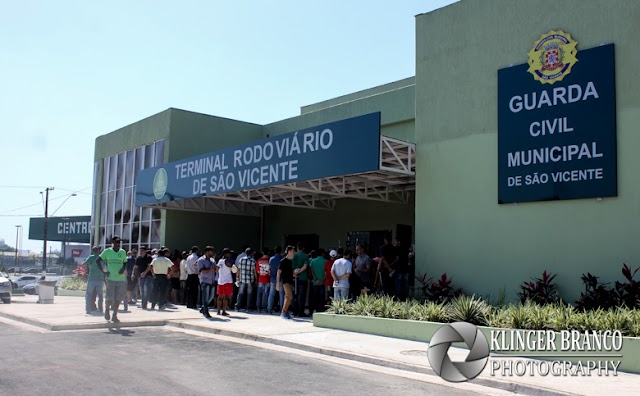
[153,168,168,199]
[527,30,578,84]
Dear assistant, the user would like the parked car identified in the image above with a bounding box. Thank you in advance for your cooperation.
[23,282,59,296]
[0,273,12,303]
[11,275,39,289]
[22,283,37,295]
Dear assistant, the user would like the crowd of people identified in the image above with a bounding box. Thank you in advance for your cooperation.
[82,233,413,323]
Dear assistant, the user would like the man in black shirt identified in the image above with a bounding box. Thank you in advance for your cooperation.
[394,239,410,301]
[276,246,296,319]
[376,233,398,296]
[133,246,153,309]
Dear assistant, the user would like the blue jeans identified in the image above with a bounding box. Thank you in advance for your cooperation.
[257,283,270,310]
[200,282,215,314]
[139,276,153,306]
[310,284,325,314]
[267,281,284,313]
[85,279,104,313]
[153,276,169,307]
[294,280,308,316]
[334,287,349,300]
[236,282,255,310]
[395,272,409,301]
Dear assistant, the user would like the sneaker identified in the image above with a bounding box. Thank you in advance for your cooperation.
[111,316,120,324]
[221,312,230,316]
[104,311,110,321]
[281,313,292,319]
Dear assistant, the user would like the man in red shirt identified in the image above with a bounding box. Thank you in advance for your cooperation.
[324,249,337,304]
[256,247,271,312]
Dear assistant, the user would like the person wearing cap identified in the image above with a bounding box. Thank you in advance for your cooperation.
[236,247,257,312]
[216,248,234,316]
[185,246,200,309]
[324,250,338,304]
[83,246,103,315]
[276,246,296,319]
[149,248,174,310]
[96,236,127,323]
[134,246,153,309]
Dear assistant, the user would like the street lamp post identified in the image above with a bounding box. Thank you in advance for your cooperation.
[42,187,53,274]
[15,225,21,270]
[41,190,77,274]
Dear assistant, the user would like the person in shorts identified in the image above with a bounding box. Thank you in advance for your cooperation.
[276,246,296,319]
[216,248,234,316]
[96,236,127,323]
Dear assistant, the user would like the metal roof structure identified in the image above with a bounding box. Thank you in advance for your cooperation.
[145,136,415,216]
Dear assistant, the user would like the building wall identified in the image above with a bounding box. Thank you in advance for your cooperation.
[414,0,640,301]
[164,210,260,253]
[263,196,415,251]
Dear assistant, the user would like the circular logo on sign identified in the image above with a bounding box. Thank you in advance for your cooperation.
[153,168,168,200]
[427,322,490,382]
[527,30,578,84]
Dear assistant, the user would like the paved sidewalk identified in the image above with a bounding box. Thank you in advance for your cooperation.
[1,295,639,396]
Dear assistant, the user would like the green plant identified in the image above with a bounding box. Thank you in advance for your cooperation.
[58,277,88,291]
[518,270,560,305]
[575,272,617,311]
[418,273,462,304]
[446,295,489,326]
[613,263,640,309]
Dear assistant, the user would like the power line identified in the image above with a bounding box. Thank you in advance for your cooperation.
[0,190,88,215]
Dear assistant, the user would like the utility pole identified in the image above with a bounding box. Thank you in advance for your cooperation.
[15,225,21,269]
[42,187,54,274]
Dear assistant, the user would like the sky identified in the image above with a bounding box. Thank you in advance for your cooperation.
[0,0,456,253]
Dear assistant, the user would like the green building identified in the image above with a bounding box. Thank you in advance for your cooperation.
[93,0,639,301]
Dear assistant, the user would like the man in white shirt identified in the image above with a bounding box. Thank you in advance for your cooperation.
[331,250,353,301]
[179,251,188,305]
[185,246,200,309]
[216,248,234,316]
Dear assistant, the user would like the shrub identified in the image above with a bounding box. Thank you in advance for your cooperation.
[575,272,617,311]
[518,270,561,305]
[447,295,489,326]
[613,263,640,309]
[417,273,462,304]
[59,277,88,292]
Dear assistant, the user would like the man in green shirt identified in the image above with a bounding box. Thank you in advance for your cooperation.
[83,246,103,315]
[292,242,309,317]
[96,236,127,323]
[308,249,327,315]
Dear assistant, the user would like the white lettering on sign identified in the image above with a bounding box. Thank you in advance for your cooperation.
[509,81,599,113]
[57,221,90,234]
[508,142,603,168]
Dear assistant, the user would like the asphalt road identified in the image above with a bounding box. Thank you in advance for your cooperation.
[0,322,481,396]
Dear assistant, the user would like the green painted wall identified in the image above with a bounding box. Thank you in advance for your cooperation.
[414,0,640,301]
[263,196,414,251]
[94,109,171,161]
[265,82,415,143]
[164,210,260,253]
[167,108,263,162]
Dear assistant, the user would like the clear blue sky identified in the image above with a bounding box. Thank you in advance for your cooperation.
[0,0,456,252]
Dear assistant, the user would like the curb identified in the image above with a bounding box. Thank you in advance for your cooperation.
[0,311,167,331]
[166,320,570,396]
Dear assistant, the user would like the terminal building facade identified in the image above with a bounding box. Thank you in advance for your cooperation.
[92,0,640,300]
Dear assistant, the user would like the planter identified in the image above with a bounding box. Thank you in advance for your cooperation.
[57,289,86,297]
[313,313,640,374]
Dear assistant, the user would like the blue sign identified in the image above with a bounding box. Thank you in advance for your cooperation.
[498,44,617,204]
[136,113,381,206]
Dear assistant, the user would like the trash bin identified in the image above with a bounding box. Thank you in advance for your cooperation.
[37,280,57,304]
